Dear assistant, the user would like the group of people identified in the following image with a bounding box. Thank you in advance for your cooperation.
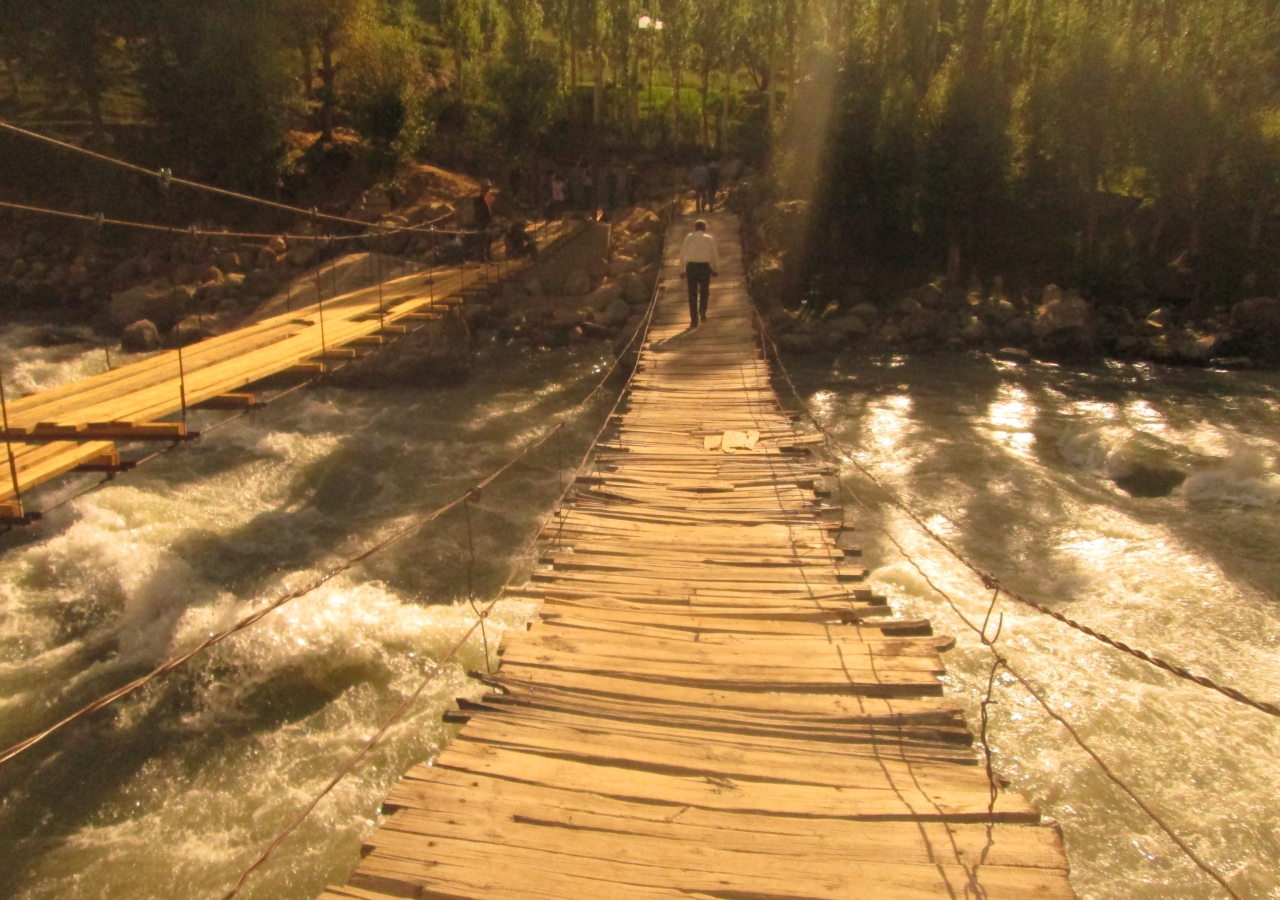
[534,163,640,221]
[463,156,730,329]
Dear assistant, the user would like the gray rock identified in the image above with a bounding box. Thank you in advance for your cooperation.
[849,302,879,324]
[121,320,161,352]
[586,281,623,312]
[898,296,923,316]
[244,269,281,298]
[1111,461,1186,498]
[777,332,818,354]
[828,315,868,338]
[915,283,943,308]
[1033,287,1096,358]
[1230,297,1280,362]
[1171,329,1220,364]
[287,245,317,267]
[989,299,1017,324]
[168,314,223,347]
[110,281,190,330]
[1209,357,1254,370]
[600,297,631,328]
[959,315,989,343]
[899,309,941,342]
[999,316,1033,345]
[564,268,592,296]
[223,272,246,297]
[608,255,637,277]
[1146,307,1172,326]
[524,277,543,297]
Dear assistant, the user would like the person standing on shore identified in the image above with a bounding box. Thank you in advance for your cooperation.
[678,219,720,328]
[707,160,720,212]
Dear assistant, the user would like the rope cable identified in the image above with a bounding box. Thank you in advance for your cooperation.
[217,212,669,900]
[0,422,562,768]
[755,322,1280,720]
[0,119,459,237]
[1,211,663,769]
[756,324,1243,899]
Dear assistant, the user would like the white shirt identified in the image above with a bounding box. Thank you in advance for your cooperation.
[679,230,720,270]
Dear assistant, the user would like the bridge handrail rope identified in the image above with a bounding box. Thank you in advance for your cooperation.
[0,119,492,238]
[0,196,516,246]
[754,320,1243,900]
[753,321,1280,720]
[0,204,672,770]
[217,205,670,900]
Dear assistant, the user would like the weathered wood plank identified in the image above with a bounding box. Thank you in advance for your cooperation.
[321,210,1074,900]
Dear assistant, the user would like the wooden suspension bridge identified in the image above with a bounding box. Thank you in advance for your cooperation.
[320,212,1076,900]
[0,221,578,524]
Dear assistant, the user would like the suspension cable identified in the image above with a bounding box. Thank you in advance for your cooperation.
[217,214,669,900]
[755,321,1243,900]
[0,422,562,768]
[0,215,665,770]
[755,321,1280,720]
[0,119,458,237]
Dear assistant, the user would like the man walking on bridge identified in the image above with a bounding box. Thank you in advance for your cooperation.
[679,219,720,328]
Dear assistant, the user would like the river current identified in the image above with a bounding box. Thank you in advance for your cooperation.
[0,326,1276,899]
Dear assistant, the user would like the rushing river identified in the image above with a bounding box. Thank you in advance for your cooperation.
[0,324,614,900]
[1,324,1277,900]
[790,350,1280,900]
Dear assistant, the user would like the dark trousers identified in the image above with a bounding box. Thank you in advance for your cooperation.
[686,262,711,325]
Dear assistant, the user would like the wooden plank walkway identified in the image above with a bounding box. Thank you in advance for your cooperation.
[321,212,1076,900]
[0,222,579,521]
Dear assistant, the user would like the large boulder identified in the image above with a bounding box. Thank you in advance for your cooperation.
[1229,297,1280,362]
[563,268,592,296]
[608,255,637,277]
[958,315,990,344]
[630,232,662,263]
[849,302,879,324]
[899,309,942,342]
[616,207,662,237]
[167,314,223,347]
[599,297,631,328]
[287,245,317,268]
[827,315,868,340]
[1110,458,1187,498]
[1033,285,1096,359]
[586,281,623,312]
[1170,328,1221,364]
[777,332,818,354]
[121,319,161,352]
[244,268,281,299]
[109,281,191,331]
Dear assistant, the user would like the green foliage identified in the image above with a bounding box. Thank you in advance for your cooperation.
[482,51,558,149]
[135,0,300,188]
[340,6,432,177]
[813,0,1280,303]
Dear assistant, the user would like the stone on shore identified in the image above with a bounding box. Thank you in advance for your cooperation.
[121,319,161,352]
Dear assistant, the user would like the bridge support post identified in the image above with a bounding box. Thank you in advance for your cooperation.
[0,369,21,510]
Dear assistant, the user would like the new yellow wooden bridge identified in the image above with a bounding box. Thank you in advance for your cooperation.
[320,213,1076,900]
[0,222,577,523]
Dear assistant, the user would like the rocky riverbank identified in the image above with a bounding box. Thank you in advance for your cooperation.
[328,205,666,388]
[743,196,1280,371]
[0,160,669,376]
